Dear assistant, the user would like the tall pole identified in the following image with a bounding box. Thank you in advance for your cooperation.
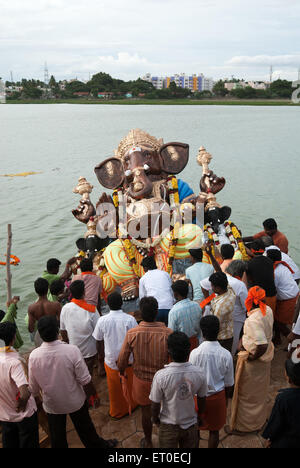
[6,224,12,303]
[270,65,273,83]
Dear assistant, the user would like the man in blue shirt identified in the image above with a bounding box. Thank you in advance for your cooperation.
[168,281,202,351]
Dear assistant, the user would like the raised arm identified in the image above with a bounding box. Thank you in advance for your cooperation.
[204,243,222,273]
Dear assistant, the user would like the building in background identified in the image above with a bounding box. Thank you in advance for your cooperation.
[224,81,269,91]
[142,73,214,92]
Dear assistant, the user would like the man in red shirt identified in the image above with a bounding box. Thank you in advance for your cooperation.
[242,218,289,254]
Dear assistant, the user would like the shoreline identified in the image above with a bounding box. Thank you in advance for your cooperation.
[3,98,299,106]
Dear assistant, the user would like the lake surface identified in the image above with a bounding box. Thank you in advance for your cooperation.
[0,104,299,350]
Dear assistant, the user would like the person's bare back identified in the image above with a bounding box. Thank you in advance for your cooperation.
[28,298,61,333]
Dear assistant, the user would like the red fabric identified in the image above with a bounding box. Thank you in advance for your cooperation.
[81,271,97,276]
[71,299,96,313]
[132,373,152,406]
[274,261,294,275]
[265,296,277,314]
[105,364,137,418]
[199,293,216,310]
[245,286,267,316]
[195,390,227,431]
[189,336,199,352]
[275,295,299,325]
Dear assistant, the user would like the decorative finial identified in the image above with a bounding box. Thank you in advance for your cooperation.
[73,177,93,200]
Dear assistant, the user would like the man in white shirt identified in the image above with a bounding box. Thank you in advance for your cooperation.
[29,316,117,449]
[150,331,207,448]
[60,280,100,376]
[265,245,300,283]
[139,256,174,326]
[267,249,299,345]
[190,315,234,449]
[200,260,248,355]
[93,292,138,419]
[0,322,39,449]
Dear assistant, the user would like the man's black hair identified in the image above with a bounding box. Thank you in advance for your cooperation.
[50,279,65,297]
[168,331,190,363]
[285,358,300,387]
[189,249,203,262]
[263,218,277,231]
[38,316,59,343]
[267,249,282,263]
[47,258,61,272]
[140,297,158,322]
[171,280,189,299]
[220,244,235,260]
[34,278,49,296]
[209,272,228,290]
[107,292,123,311]
[200,315,220,341]
[0,322,17,346]
[141,256,157,271]
[80,258,93,273]
[248,239,265,253]
[70,280,85,300]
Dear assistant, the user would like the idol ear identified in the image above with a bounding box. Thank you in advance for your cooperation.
[76,238,86,252]
[159,142,189,174]
[219,206,232,223]
[94,158,124,189]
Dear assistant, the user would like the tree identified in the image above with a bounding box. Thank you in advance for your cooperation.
[212,80,228,97]
[21,81,43,99]
[49,75,57,88]
[193,90,213,99]
[87,72,114,96]
[269,79,292,98]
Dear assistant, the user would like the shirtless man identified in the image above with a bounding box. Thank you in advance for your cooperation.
[28,278,61,347]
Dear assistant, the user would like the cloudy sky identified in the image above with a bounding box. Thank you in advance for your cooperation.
[1,0,300,83]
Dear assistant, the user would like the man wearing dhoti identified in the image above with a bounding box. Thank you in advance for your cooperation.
[229,286,274,434]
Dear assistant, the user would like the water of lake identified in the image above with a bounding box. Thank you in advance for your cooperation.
[0,104,299,350]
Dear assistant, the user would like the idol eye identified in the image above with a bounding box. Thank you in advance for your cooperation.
[125,169,132,177]
[144,164,150,171]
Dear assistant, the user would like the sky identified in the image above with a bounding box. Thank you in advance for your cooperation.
[0,0,300,83]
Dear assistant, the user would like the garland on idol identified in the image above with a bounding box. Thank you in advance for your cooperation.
[113,176,181,277]
[204,221,249,261]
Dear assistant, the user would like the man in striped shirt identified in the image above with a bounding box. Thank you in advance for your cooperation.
[117,297,172,448]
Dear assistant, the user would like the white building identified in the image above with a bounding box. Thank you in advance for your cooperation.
[142,73,214,92]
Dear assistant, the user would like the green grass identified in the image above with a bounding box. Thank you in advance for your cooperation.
[5,98,299,106]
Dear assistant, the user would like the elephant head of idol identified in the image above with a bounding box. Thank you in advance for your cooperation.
[94,129,189,199]
[94,129,190,239]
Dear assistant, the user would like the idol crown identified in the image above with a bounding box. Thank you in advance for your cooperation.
[115,129,164,160]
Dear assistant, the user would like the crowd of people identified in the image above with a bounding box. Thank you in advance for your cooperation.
[1,218,300,449]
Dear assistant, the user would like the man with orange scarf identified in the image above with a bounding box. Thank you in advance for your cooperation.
[267,249,299,345]
[228,286,274,435]
[60,280,100,377]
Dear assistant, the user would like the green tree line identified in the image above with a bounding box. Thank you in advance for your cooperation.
[5,73,296,101]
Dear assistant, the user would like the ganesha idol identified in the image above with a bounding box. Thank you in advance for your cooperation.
[72,129,249,303]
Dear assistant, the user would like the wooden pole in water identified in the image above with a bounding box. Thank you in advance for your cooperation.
[6,224,12,303]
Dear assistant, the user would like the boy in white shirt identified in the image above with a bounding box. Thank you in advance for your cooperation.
[190,316,234,448]
[150,331,207,448]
